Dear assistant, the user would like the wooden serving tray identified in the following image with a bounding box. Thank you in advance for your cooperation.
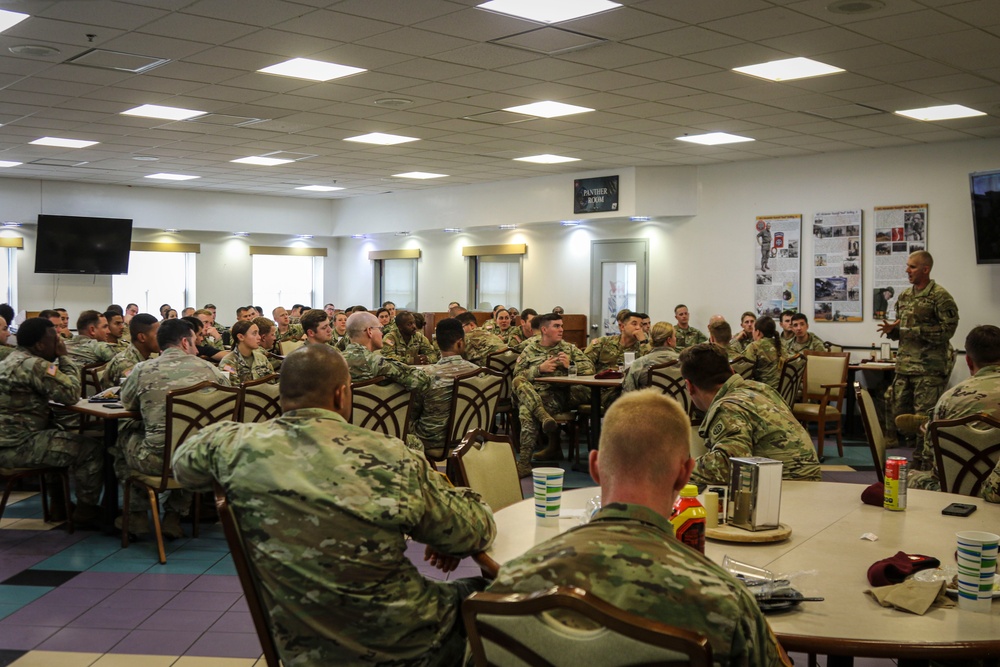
[705,523,791,543]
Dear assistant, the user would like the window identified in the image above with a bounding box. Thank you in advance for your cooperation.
[0,247,16,311]
[112,250,195,315]
[473,255,521,311]
[375,258,417,310]
[252,254,322,315]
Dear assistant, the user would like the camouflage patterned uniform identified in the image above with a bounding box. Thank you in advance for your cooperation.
[622,346,679,392]
[584,334,651,409]
[381,330,439,364]
[507,332,538,354]
[100,344,146,390]
[172,408,496,667]
[743,338,781,391]
[64,334,116,368]
[342,342,433,394]
[332,334,349,351]
[118,348,231,513]
[464,329,507,367]
[480,318,497,333]
[488,502,787,667]
[405,355,480,452]
[107,338,130,356]
[691,375,821,485]
[783,332,825,358]
[513,339,594,462]
[0,349,103,505]
[886,279,959,469]
[674,326,708,350]
[0,345,14,361]
[983,460,1000,503]
[908,364,1000,491]
[274,324,304,352]
[219,348,275,386]
[729,338,751,357]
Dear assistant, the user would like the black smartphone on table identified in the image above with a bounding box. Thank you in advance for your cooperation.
[941,503,977,517]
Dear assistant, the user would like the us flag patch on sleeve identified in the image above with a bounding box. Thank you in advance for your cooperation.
[46,363,58,376]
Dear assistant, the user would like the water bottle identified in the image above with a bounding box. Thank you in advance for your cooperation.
[670,484,706,553]
[567,362,577,377]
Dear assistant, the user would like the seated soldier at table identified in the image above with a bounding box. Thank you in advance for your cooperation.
[708,319,732,347]
[984,460,1000,503]
[382,311,438,365]
[0,317,104,528]
[172,344,496,667]
[272,306,304,352]
[681,343,821,485]
[779,309,796,342]
[674,303,708,350]
[55,307,72,340]
[909,325,1000,493]
[104,309,129,355]
[65,309,116,368]
[253,316,282,372]
[585,310,651,409]
[487,389,791,667]
[405,318,481,453]
[101,313,160,389]
[783,313,825,357]
[742,315,782,391]
[0,314,13,361]
[622,322,679,392]
[455,311,507,367]
[301,308,334,346]
[183,316,227,363]
[505,308,537,351]
[219,320,275,385]
[513,313,594,476]
[331,311,349,351]
[194,309,225,351]
[730,311,756,355]
[342,311,431,395]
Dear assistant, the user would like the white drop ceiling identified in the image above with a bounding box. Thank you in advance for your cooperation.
[0,0,997,199]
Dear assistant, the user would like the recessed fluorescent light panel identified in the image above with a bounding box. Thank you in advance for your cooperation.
[121,104,206,121]
[895,104,986,121]
[0,160,22,168]
[630,216,651,222]
[0,9,29,34]
[233,232,250,237]
[231,156,294,166]
[560,220,581,226]
[515,154,579,164]
[477,0,621,23]
[734,57,844,82]
[350,234,366,239]
[393,171,447,179]
[257,57,365,82]
[30,137,98,148]
[676,132,754,146]
[296,185,344,192]
[498,224,517,230]
[344,132,418,145]
[145,173,199,181]
[443,228,463,233]
[504,101,593,118]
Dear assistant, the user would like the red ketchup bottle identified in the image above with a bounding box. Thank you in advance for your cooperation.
[670,484,706,554]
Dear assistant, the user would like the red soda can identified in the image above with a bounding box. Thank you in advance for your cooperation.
[884,456,908,511]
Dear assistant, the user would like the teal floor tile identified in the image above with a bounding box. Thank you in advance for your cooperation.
[0,604,22,620]
[0,585,52,605]
[87,560,152,573]
[32,555,105,571]
[205,559,237,576]
[147,560,217,575]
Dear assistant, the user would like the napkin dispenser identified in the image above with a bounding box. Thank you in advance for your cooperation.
[729,457,783,531]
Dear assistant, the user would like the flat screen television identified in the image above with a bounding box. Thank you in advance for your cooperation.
[34,214,133,275]
[970,169,1000,264]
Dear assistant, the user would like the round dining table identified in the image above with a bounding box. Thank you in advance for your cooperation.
[485,481,1000,662]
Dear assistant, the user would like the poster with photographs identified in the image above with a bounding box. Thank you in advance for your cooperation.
[754,214,801,320]
[873,204,927,320]
[813,209,862,322]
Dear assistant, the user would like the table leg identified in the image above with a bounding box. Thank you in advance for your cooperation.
[572,386,603,474]
[101,418,119,528]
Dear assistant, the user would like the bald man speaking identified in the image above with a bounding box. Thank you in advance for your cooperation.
[172,344,496,666]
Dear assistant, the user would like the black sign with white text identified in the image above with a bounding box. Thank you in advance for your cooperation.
[574,175,619,214]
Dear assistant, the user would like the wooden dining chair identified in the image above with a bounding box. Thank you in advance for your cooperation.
[278,340,305,356]
[776,354,805,409]
[447,428,523,512]
[486,349,519,434]
[0,466,74,532]
[348,375,412,440]
[463,586,713,667]
[729,355,754,380]
[855,382,888,482]
[929,413,1000,497]
[429,368,504,462]
[240,374,281,423]
[792,351,850,460]
[78,362,109,434]
[647,360,692,415]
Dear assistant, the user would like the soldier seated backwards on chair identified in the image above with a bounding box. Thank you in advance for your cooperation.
[622,321,678,392]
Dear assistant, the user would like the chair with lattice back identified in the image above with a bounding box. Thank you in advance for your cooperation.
[930,413,1000,497]
[792,350,850,460]
[121,380,242,563]
[776,354,805,408]
[429,368,503,462]
[1,466,74,532]
[855,382,888,482]
[241,374,281,423]
[349,375,412,440]
[647,361,692,414]
[447,428,523,512]
[730,355,754,380]
[487,349,518,433]
[78,362,109,433]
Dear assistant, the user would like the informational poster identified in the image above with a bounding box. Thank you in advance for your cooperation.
[872,204,928,320]
[574,175,619,214]
[812,209,862,322]
[754,214,801,319]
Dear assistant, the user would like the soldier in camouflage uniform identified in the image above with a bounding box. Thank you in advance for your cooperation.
[455,311,508,366]
[878,251,959,469]
[909,325,1000,491]
[100,314,160,389]
[218,320,276,385]
[0,315,14,361]
[342,312,432,397]
[173,344,495,667]
[622,322,679,392]
[488,390,790,667]
[681,343,821,485]
[504,308,537,352]
[118,319,231,538]
[513,313,594,475]
[382,311,439,364]
[271,306,304,353]
[783,313,826,358]
[104,310,130,356]
[730,311,757,356]
[331,311,349,350]
[405,319,480,453]
[64,310,116,368]
[195,309,226,351]
[674,304,708,350]
[584,311,651,410]
[492,308,516,342]
[983,460,1000,503]
[0,318,103,527]
[743,316,782,391]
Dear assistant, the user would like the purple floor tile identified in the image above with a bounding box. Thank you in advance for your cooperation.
[186,632,263,659]
[185,575,243,593]
[124,572,198,590]
[209,611,254,634]
[62,571,139,589]
[0,623,59,650]
[0,555,47,580]
[163,590,242,611]
[138,608,224,632]
[96,588,177,610]
[36,626,130,652]
[0,603,89,627]
[35,585,114,607]
[228,597,249,613]
[68,605,155,630]
[110,629,201,656]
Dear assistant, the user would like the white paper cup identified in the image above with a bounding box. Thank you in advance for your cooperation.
[956,531,999,613]
[623,352,636,367]
[533,467,564,525]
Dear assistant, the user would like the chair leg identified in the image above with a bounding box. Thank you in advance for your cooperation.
[60,471,74,534]
[835,425,844,457]
[816,419,826,460]
[147,488,166,565]
[121,481,132,548]
[39,474,50,522]
[0,478,15,523]
[192,491,201,539]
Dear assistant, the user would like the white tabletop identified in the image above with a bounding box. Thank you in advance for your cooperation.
[488,481,1000,659]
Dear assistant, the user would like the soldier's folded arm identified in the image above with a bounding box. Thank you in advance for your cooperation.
[172,421,237,491]
[409,457,497,556]
[572,348,595,375]
[36,356,82,405]
[691,415,753,484]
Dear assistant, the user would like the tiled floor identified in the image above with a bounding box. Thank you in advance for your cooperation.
[0,441,898,667]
